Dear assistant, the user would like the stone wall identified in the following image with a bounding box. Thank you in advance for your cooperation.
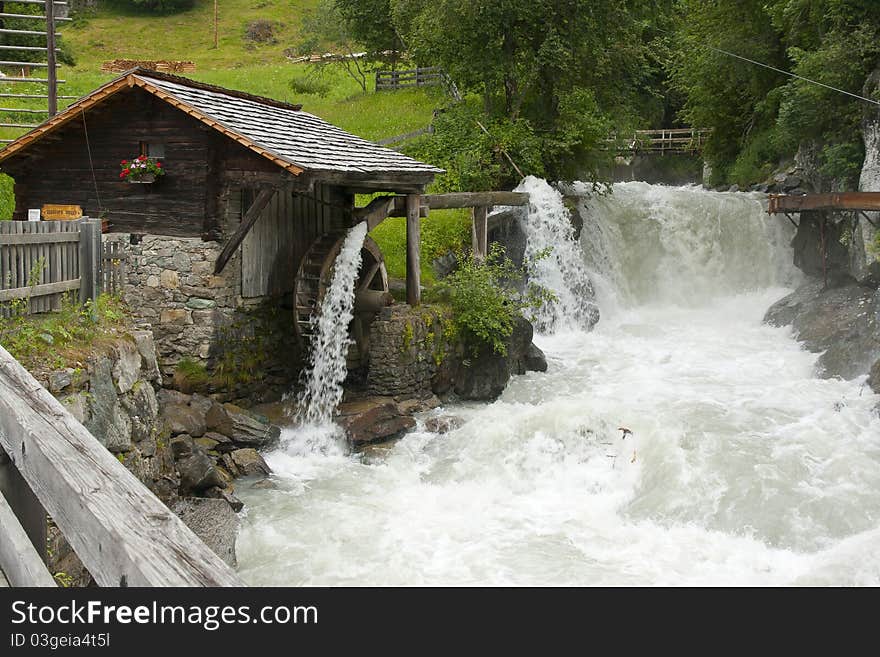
[367,304,547,402]
[106,231,301,402]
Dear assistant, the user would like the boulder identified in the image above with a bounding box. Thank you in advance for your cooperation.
[336,397,416,445]
[47,368,74,393]
[207,402,281,448]
[525,343,548,373]
[230,448,271,477]
[160,402,206,437]
[171,498,239,567]
[765,280,880,379]
[82,357,132,453]
[177,449,224,493]
[203,486,245,513]
[424,415,464,434]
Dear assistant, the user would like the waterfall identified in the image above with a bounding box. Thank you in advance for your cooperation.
[573,181,800,313]
[291,222,367,453]
[514,176,600,333]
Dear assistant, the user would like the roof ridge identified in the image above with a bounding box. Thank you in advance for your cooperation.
[127,67,304,112]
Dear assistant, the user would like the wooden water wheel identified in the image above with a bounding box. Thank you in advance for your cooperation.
[294,230,390,365]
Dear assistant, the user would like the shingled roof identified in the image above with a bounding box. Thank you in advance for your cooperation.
[0,68,443,183]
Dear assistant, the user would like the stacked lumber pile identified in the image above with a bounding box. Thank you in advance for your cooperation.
[101,60,196,74]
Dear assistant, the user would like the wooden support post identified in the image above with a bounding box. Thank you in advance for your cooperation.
[406,193,421,307]
[472,205,488,261]
[0,446,48,573]
[214,188,274,274]
[78,217,101,305]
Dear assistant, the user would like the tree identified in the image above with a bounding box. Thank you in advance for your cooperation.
[390,0,670,184]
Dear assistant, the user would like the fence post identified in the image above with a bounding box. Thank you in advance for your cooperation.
[79,217,102,305]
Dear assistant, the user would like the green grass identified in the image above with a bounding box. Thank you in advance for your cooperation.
[0,293,129,371]
[370,208,472,285]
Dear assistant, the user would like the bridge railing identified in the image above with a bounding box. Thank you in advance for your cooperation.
[609,128,712,154]
[0,345,243,586]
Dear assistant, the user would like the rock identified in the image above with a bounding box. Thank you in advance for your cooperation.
[203,431,234,452]
[213,403,280,448]
[728,184,740,193]
[82,357,132,453]
[424,415,464,434]
[396,395,441,415]
[177,449,224,493]
[203,486,245,512]
[336,397,417,445]
[170,434,195,460]
[160,308,188,325]
[868,359,880,394]
[112,339,141,394]
[171,498,239,567]
[525,343,548,372]
[120,380,159,443]
[161,402,206,437]
[146,275,159,288]
[157,388,192,406]
[59,391,89,424]
[454,350,510,400]
[131,330,161,383]
[230,448,271,477]
[185,297,215,310]
[765,280,880,379]
[196,436,220,451]
[47,368,74,393]
[159,269,179,289]
[781,175,802,191]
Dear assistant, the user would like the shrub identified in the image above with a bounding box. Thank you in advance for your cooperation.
[289,75,332,97]
[244,19,277,44]
[435,243,552,355]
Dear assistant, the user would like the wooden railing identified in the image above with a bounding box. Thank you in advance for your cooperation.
[0,217,103,316]
[612,128,712,154]
[0,345,243,586]
[375,66,445,91]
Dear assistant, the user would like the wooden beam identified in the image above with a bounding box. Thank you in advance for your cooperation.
[0,480,56,587]
[0,346,244,587]
[423,191,529,210]
[768,192,880,215]
[472,205,488,261]
[0,278,80,303]
[214,188,275,274]
[353,195,396,231]
[406,194,421,307]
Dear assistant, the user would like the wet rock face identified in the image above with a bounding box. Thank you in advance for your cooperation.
[765,279,880,379]
[336,397,417,446]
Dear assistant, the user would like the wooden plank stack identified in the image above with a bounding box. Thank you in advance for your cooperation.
[101,59,196,74]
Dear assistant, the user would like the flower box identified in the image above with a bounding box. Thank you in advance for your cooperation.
[128,173,156,184]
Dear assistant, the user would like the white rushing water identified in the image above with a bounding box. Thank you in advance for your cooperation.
[290,221,367,455]
[238,181,880,586]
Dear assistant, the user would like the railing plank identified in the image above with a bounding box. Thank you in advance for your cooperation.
[0,277,79,302]
[0,346,244,587]
[0,231,80,245]
[0,488,56,587]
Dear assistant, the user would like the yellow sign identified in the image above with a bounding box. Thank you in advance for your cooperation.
[41,204,83,221]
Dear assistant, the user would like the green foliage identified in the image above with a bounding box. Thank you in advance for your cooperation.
[0,293,129,371]
[173,356,211,387]
[404,101,545,191]
[0,174,14,220]
[335,0,404,63]
[390,0,666,186]
[670,0,880,187]
[434,243,549,356]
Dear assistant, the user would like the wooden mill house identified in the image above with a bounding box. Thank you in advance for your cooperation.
[0,68,443,387]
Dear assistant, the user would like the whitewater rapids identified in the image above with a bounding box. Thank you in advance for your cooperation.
[236,180,880,586]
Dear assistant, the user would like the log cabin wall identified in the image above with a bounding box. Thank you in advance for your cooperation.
[2,88,212,238]
[238,183,352,299]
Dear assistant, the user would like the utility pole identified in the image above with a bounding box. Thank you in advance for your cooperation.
[213,0,218,49]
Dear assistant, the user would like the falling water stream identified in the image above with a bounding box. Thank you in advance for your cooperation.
[237,180,880,586]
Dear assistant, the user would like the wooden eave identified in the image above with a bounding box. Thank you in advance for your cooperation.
[0,72,305,177]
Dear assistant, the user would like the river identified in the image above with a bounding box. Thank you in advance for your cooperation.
[236,180,880,586]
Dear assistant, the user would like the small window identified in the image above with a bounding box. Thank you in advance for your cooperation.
[139,141,165,158]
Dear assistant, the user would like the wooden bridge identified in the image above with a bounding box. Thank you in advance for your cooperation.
[612,128,711,154]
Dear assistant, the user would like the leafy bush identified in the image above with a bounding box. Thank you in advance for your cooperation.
[289,75,332,97]
[244,19,277,44]
[434,243,551,356]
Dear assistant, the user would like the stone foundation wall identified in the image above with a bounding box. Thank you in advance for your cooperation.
[368,305,450,398]
[106,233,301,402]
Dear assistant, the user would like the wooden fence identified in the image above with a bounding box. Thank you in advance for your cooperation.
[0,218,104,316]
[376,66,445,91]
[101,238,126,296]
[0,345,243,587]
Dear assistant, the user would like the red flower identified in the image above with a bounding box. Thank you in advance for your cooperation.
[121,159,128,165]
[155,161,162,168]
[119,172,126,179]
[138,155,147,161]
[121,168,130,176]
